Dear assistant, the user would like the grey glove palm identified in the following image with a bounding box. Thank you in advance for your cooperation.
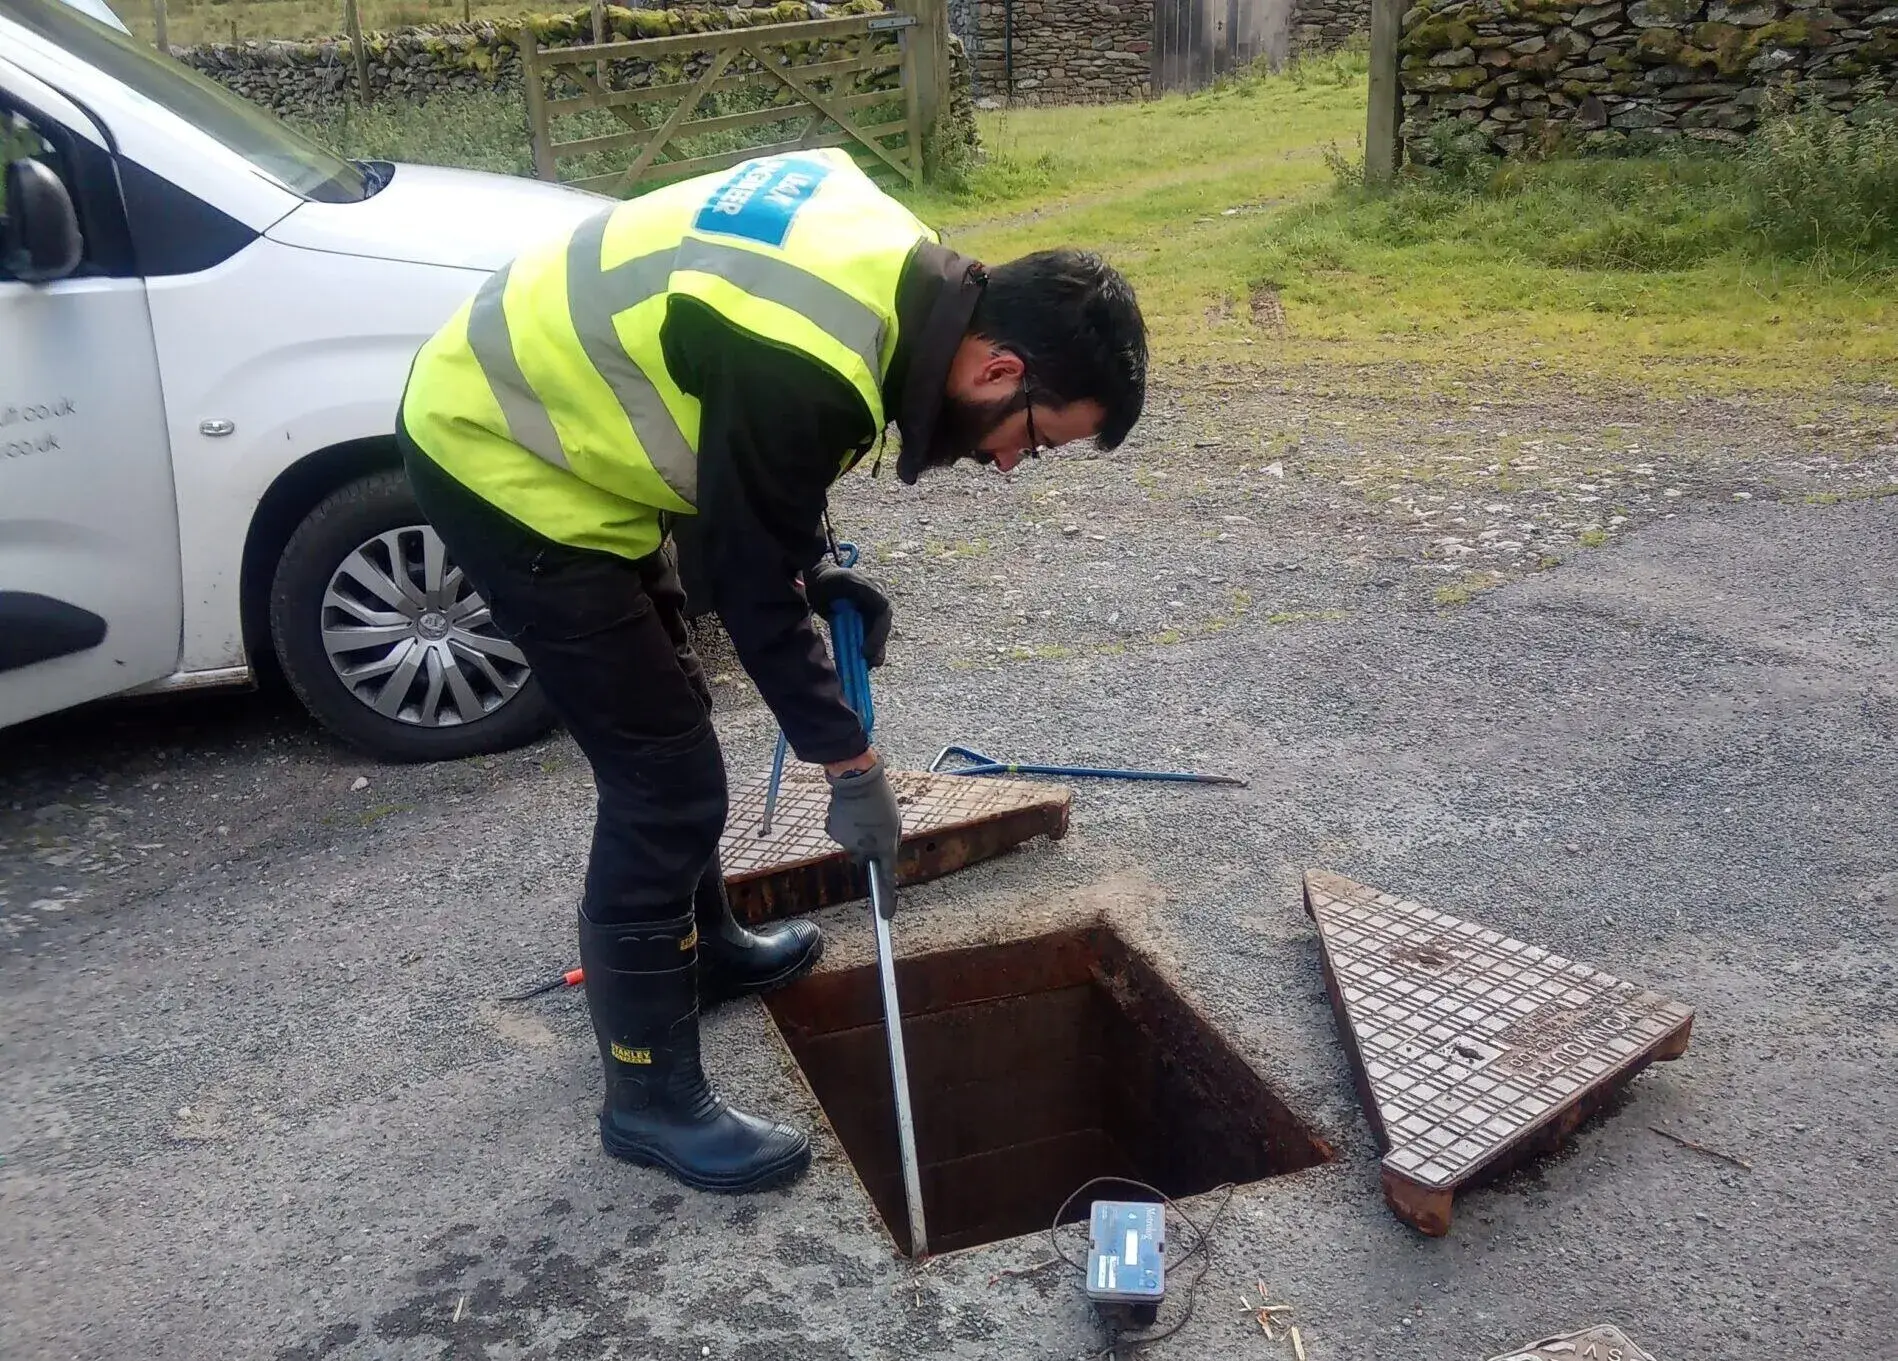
[825,757,902,873]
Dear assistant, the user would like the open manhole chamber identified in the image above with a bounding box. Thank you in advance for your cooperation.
[766,926,1330,1256]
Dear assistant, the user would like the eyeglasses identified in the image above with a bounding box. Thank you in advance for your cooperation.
[1014,353,1048,460]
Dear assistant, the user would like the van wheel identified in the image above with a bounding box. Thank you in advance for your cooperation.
[270,469,556,762]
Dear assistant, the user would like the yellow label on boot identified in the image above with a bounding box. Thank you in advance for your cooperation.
[680,926,698,952]
[610,1043,652,1065]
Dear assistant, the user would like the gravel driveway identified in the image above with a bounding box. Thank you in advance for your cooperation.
[3,376,1894,1361]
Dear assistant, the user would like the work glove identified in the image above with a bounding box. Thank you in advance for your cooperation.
[804,561,893,668]
[825,756,903,877]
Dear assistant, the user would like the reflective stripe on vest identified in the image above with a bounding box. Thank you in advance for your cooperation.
[467,211,697,502]
[465,263,566,470]
[402,149,931,560]
[467,231,893,501]
[671,237,887,389]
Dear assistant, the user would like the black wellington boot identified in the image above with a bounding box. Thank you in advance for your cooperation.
[694,857,823,1008]
[578,906,811,1193]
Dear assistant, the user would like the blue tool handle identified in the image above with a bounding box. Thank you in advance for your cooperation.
[828,598,875,741]
[761,541,876,821]
[927,743,1247,787]
[1018,763,1246,785]
[758,730,790,836]
[824,544,874,740]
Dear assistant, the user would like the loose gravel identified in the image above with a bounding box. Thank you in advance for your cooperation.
[2,374,1894,1361]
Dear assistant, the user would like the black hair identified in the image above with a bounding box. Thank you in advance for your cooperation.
[968,249,1147,450]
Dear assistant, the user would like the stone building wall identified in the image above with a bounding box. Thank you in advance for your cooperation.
[970,0,1154,102]
[1400,0,1898,156]
[1290,0,1375,53]
[948,0,982,66]
[960,0,1375,106]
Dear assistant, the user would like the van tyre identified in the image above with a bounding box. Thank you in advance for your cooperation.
[270,469,556,763]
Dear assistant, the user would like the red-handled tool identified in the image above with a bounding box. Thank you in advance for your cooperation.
[500,967,583,1002]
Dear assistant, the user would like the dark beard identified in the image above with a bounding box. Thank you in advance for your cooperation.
[918,392,1022,473]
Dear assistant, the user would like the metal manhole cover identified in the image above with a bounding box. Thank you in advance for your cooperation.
[1304,870,1694,1236]
[1487,1323,1658,1360]
[719,769,1070,924]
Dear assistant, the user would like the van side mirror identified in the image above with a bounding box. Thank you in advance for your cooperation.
[3,158,83,284]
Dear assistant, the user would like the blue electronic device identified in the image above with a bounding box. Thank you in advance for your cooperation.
[1084,1199,1166,1326]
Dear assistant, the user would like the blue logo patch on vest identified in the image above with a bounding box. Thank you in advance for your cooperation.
[692,156,833,249]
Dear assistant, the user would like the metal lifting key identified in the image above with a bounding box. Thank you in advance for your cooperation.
[812,541,925,1256]
[867,856,928,1258]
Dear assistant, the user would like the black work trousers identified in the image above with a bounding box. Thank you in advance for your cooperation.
[402,432,726,924]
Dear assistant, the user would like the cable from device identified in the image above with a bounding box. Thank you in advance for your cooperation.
[1045,1176,1238,1359]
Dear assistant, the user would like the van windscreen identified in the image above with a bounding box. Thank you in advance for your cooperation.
[7,0,370,204]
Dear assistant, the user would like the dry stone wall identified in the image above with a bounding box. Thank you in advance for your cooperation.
[178,2,870,114]
[969,0,1154,102]
[1400,0,1898,156]
[941,32,983,147]
[178,1,978,164]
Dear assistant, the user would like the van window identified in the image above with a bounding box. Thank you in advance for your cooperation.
[0,110,78,281]
[6,0,370,204]
[0,111,56,181]
[1,99,140,279]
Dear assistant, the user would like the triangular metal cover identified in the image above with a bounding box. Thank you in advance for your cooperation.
[1304,869,1693,1236]
[720,769,1071,924]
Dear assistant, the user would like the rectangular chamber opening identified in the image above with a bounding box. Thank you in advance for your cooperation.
[766,925,1329,1255]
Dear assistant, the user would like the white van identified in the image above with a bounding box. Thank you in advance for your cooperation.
[1,0,608,760]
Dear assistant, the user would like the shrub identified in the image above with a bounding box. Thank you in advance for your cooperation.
[1422,118,1500,192]
[1741,101,1898,260]
[1322,137,1365,190]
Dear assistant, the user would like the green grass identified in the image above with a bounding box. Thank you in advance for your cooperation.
[895,51,1378,355]
[1434,573,1504,607]
[291,43,1898,396]
[291,90,535,176]
[912,73,1897,393]
[1233,110,1898,392]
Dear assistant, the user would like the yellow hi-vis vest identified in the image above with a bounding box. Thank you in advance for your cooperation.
[402,149,935,560]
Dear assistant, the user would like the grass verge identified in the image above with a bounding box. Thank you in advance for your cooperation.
[921,67,1896,395]
[294,46,1898,398]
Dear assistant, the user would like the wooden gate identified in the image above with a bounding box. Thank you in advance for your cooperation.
[1151,0,1274,93]
[521,4,947,195]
